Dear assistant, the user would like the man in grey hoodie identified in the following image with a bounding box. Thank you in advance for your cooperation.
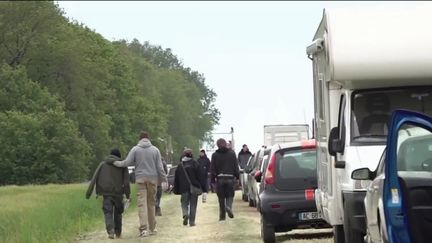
[113,131,167,238]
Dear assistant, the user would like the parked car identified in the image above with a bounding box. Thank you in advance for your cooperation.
[247,147,270,209]
[167,166,177,192]
[255,148,271,210]
[256,140,329,243]
[352,110,432,243]
[240,155,254,202]
[244,148,265,206]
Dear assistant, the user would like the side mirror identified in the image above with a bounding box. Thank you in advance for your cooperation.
[239,168,244,174]
[351,168,374,180]
[255,171,262,183]
[328,127,344,156]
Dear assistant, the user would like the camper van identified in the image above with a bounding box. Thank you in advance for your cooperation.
[307,7,432,243]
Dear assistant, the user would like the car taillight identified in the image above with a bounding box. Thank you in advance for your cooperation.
[264,154,276,185]
[305,188,315,201]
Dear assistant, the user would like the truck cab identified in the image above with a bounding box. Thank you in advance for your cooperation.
[306,7,432,243]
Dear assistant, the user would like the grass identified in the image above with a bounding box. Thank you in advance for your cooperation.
[0,183,136,243]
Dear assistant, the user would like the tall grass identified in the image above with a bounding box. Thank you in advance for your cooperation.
[0,183,136,243]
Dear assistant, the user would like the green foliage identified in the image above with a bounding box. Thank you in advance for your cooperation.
[0,1,219,184]
[0,184,137,243]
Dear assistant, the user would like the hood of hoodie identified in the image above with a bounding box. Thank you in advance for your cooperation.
[216,147,229,153]
[104,155,121,165]
[138,138,152,148]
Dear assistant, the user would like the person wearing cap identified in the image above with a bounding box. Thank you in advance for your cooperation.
[210,138,240,221]
[173,148,205,227]
[86,148,131,239]
[197,149,211,202]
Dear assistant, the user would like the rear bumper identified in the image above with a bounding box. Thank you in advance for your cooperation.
[343,191,367,233]
[260,191,330,231]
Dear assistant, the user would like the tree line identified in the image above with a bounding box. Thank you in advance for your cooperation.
[0,1,219,185]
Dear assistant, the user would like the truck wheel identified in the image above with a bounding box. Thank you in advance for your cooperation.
[333,225,345,243]
[242,194,248,202]
[261,215,275,243]
[343,202,364,243]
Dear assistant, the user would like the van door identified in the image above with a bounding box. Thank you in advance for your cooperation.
[384,110,432,243]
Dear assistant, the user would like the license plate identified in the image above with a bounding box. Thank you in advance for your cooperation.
[298,211,322,220]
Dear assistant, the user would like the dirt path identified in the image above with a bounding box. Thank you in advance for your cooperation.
[76,192,332,243]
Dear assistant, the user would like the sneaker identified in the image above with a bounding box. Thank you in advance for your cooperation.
[108,234,115,239]
[202,193,207,203]
[138,230,150,237]
[190,222,196,227]
[115,233,121,239]
[183,215,189,226]
[226,207,234,218]
[150,229,158,235]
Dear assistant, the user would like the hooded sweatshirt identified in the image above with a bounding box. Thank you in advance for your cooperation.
[238,149,252,169]
[86,155,131,199]
[173,157,203,195]
[210,147,240,182]
[114,138,167,183]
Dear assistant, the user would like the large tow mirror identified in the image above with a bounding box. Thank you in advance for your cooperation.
[328,127,344,156]
[351,168,374,180]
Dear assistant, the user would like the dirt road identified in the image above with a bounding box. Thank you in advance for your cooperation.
[76,192,332,243]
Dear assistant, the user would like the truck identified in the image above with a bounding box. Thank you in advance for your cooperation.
[306,7,432,243]
[263,124,309,146]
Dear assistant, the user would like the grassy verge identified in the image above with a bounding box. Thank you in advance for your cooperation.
[0,183,136,243]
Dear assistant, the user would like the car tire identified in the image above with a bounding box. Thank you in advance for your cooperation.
[343,202,364,243]
[333,225,345,243]
[242,194,248,202]
[261,215,275,243]
[248,196,255,207]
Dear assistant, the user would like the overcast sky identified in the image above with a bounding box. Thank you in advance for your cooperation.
[57,1,426,154]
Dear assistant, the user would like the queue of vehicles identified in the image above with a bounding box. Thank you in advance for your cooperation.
[306,6,432,243]
[239,6,432,243]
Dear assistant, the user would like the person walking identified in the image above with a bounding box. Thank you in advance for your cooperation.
[113,131,167,238]
[155,158,168,216]
[86,148,130,239]
[197,149,211,202]
[173,148,205,227]
[237,144,252,170]
[210,138,240,221]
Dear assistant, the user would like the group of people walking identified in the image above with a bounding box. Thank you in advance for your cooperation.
[86,131,243,239]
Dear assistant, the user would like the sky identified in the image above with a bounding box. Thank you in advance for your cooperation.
[57,1,426,154]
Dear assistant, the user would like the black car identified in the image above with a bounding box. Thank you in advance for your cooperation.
[255,140,329,242]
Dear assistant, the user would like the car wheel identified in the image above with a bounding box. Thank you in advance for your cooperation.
[343,202,364,243]
[333,225,345,243]
[261,215,275,243]
[242,193,248,202]
[248,196,255,207]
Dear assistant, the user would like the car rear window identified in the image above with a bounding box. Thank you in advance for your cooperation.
[275,148,317,191]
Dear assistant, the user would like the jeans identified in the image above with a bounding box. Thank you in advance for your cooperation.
[180,192,198,225]
[102,196,124,235]
[137,179,157,231]
[216,178,235,219]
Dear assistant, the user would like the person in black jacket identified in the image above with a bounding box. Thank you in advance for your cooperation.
[197,149,211,202]
[173,148,205,227]
[86,148,130,239]
[210,138,240,221]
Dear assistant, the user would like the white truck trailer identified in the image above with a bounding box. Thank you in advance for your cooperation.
[306,7,432,243]
[263,124,309,146]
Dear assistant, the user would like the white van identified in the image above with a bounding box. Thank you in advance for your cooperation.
[307,7,432,243]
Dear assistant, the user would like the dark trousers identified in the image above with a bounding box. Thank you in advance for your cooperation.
[155,185,162,210]
[216,178,235,219]
[181,192,198,225]
[102,196,124,235]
